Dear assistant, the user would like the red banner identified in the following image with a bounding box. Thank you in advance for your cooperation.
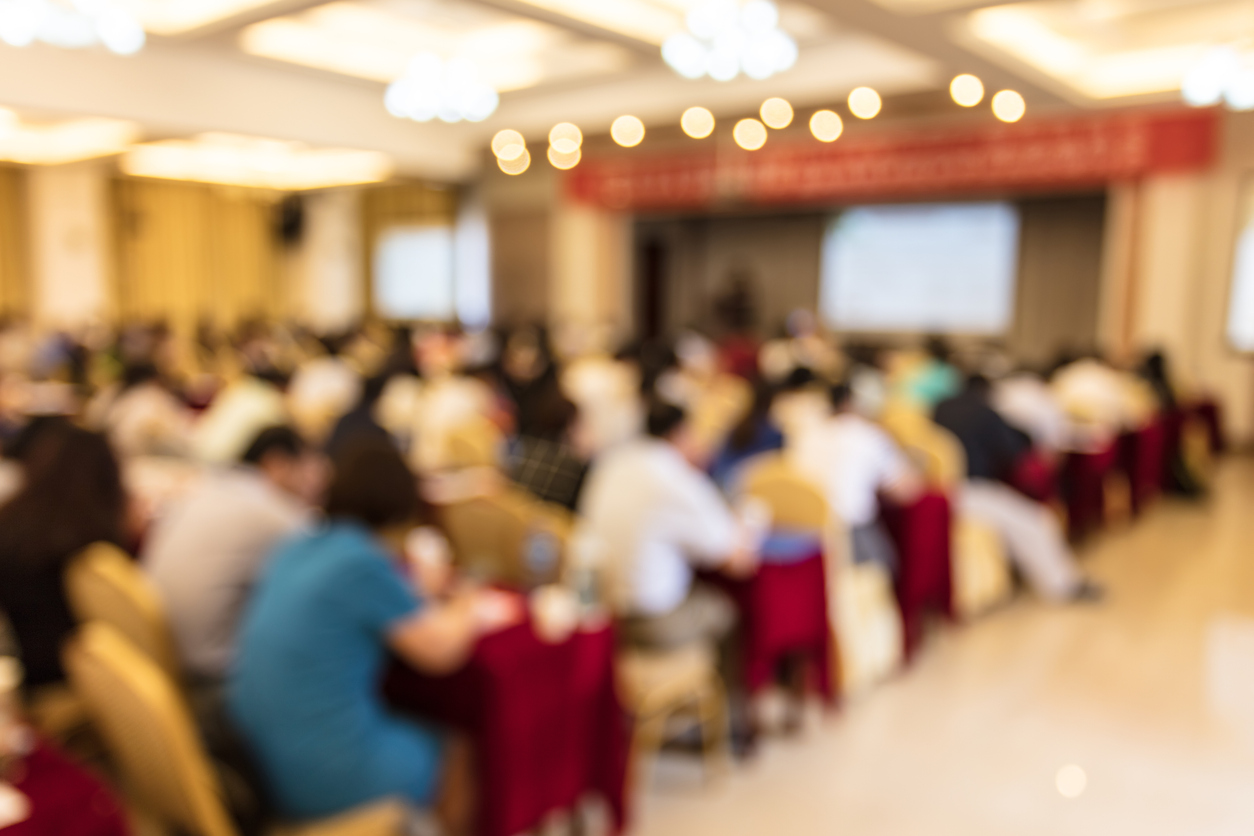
[567,109,1218,211]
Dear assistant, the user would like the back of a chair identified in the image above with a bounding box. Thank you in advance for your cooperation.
[440,487,570,587]
[882,411,966,491]
[63,622,238,836]
[65,542,181,678]
[445,416,504,470]
[739,453,828,532]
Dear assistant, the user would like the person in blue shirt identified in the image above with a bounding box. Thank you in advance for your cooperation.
[229,439,519,831]
[902,335,962,410]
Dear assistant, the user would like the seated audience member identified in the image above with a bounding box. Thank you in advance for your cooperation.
[993,367,1073,455]
[577,401,756,652]
[409,329,496,473]
[1050,353,1154,443]
[144,426,324,682]
[791,383,922,573]
[769,367,830,447]
[326,374,395,464]
[935,375,1101,603]
[845,343,890,420]
[508,378,589,512]
[92,362,193,458]
[709,377,784,492]
[0,422,127,689]
[229,440,518,827]
[1138,349,1178,411]
[901,336,962,410]
[287,336,362,443]
[192,369,289,464]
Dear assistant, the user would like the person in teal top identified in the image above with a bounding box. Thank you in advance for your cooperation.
[229,439,520,829]
[903,336,962,409]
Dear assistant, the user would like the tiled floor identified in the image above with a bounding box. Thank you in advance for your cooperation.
[634,458,1254,836]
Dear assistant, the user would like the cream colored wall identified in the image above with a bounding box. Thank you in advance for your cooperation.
[299,189,364,333]
[27,161,111,328]
[551,202,632,349]
[1107,113,1254,445]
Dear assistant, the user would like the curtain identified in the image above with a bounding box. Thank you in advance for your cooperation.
[0,166,28,318]
[112,178,284,337]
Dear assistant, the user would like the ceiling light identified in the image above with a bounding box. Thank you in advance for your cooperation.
[0,116,139,164]
[1180,45,1254,111]
[549,122,582,154]
[681,106,715,139]
[498,147,531,175]
[809,109,842,142]
[385,52,498,124]
[0,0,145,54]
[123,133,393,190]
[950,74,984,107]
[848,87,881,119]
[991,89,1025,122]
[760,97,793,129]
[492,129,525,158]
[662,0,797,83]
[733,117,767,150]
[547,145,581,170]
[611,115,645,148]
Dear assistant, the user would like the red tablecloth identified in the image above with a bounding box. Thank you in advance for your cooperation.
[1118,417,1167,515]
[383,622,628,836]
[1006,450,1060,504]
[704,552,833,702]
[4,741,129,836]
[1064,440,1119,541]
[881,491,953,658]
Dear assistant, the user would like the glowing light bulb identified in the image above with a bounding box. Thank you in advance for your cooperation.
[760,97,793,129]
[848,87,881,119]
[733,118,767,150]
[611,115,645,148]
[492,129,525,159]
[950,74,984,107]
[547,145,581,170]
[548,122,582,155]
[809,109,842,142]
[498,148,531,175]
[992,89,1026,122]
[681,106,716,139]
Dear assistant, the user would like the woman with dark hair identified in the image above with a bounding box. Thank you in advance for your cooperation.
[0,422,127,688]
[229,439,519,830]
[708,377,784,492]
[508,376,589,511]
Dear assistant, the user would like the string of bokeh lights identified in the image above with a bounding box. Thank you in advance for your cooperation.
[491,74,1026,175]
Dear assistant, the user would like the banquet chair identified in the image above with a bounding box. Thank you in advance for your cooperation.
[65,541,181,679]
[617,644,728,792]
[740,453,903,699]
[881,417,1014,621]
[688,374,753,463]
[64,622,412,836]
[440,486,571,588]
[1181,412,1216,489]
[444,416,504,470]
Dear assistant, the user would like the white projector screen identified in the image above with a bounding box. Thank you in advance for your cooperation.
[819,201,1021,334]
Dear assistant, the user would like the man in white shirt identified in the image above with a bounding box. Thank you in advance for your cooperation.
[577,401,755,650]
[791,383,922,572]
[145,425,326,681]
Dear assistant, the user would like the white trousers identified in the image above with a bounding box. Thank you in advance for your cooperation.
[958,479,1082,601]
